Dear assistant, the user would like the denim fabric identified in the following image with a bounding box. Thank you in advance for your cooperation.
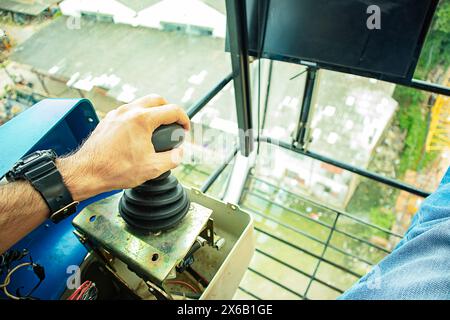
[340,167,450,300]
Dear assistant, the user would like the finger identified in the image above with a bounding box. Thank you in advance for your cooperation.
[145,104,190,131]
[131,94,167,108]
[152,147,184,173]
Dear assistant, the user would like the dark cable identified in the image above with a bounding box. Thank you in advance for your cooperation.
[289,68,308,81]
[186,266,209,288]
[256,0,270,155]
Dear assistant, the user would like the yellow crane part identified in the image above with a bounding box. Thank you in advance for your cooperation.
[425,73,450,152]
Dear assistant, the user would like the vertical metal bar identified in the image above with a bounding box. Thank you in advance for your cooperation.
[226,0,254,156]
[222,152,256,204]
[261,59,273,130]
[294,67,317,149]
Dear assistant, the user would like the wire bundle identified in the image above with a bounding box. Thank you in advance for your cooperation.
[0,250,45,300]
[0,262,32,299]
[67,281,98,300]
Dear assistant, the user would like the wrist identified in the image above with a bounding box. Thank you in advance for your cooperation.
[56,154,105,202]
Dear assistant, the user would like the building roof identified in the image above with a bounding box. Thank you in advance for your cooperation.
[308,70,398,167]
[116,0,160,12]
[261,61,398,170]
[117,0,226,14]
[60,0,226,38]
[0,0,60,16]
[201,0,225,14]
[11,16,231,107]
[135,0,226,37]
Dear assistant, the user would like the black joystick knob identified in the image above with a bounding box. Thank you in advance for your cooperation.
[118,124,190,233]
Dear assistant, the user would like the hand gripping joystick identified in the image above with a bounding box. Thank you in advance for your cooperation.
[118,124,190,233]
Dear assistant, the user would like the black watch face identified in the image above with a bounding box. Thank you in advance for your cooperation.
[23,152,43,162]
[7,150,56,182]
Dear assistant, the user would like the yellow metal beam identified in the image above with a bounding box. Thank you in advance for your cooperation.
[425,71,450,152]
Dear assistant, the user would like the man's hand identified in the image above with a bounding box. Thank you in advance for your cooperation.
[57,94,190,201]
[1,94,189,253]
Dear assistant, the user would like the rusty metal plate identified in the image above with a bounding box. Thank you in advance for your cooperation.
[72,191,212,284]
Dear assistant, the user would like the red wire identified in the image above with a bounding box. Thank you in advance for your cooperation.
[68,283,85,300]
[68,281,92,300]
[166,280,198,293]
[76,284,91,300]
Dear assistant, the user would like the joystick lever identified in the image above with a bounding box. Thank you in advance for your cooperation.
[151,124,185,152]
[119,124,190,232]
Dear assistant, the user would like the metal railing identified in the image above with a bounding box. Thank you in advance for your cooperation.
[180,71,439,299]
[236,174,404,299]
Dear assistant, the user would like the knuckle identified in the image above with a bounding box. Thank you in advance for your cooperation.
[172,104,183,113]
[167,104,184,118]
[134,94,167,107]
[117,103,131,112]
[147,93,164,101]
[134,109,149,125]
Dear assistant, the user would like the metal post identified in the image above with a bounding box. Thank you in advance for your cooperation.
[226,0,254,156]
[261,60,273,130]
[294,67,317,149]
[223,151,257,204]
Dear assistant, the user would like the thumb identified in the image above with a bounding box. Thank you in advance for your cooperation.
[152,147,184,173]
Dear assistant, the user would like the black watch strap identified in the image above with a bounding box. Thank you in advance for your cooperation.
[25,161,78,223]
[6,150,78,223]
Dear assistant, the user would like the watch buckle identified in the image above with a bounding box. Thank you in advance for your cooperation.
[50,201,79,223]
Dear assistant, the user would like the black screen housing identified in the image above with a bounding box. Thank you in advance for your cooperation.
[227,0,439,81]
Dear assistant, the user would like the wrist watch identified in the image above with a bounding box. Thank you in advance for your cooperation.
[5,149,79,223]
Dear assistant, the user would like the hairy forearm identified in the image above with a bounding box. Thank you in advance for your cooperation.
[0,155,104,254]
[0,180,48,254]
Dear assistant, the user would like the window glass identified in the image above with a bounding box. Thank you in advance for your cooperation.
[413,0,450,83]
[307,69,449,192]
[258,60,306,141]
[1,0,230,120]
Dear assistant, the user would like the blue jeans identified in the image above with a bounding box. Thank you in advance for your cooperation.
[340,167,450,299]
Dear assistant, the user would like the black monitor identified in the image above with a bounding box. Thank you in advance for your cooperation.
[230,0,438,81]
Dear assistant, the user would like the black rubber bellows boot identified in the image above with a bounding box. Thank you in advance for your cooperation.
[118,124,190,233]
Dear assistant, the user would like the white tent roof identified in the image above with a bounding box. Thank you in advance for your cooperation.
[60,0,136,18]
[135,0,226,37]
[60,0,226,37]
